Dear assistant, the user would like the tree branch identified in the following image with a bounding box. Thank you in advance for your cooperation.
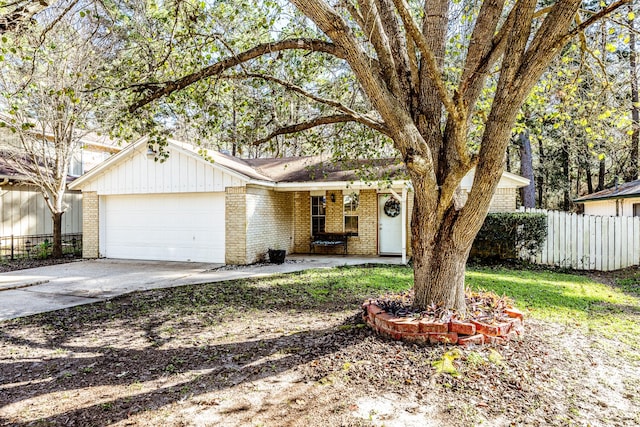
[0,0,49,34]
[251,114,357,145]
[223,72,389,135]
[127,38,346,112]
[373,0,412,101]
[459,0,506,106]
[391,0,461,122]
[569,0,631,37]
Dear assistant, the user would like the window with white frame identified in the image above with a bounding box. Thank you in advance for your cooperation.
[311,196,326,235]
[344,192,359,235]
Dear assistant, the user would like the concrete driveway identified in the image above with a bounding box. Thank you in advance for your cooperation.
[0,259,221,320]
[0,256,403,320]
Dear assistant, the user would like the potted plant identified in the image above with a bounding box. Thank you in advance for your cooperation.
[268,248,286,264]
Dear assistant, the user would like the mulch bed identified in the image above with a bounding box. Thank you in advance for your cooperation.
[364,290,525,345]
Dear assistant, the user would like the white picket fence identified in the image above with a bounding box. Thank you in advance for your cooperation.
[518,208,640,271]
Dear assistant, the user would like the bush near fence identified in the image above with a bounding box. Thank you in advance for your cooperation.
[471,212,547,261]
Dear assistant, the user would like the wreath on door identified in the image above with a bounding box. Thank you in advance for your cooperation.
[384,197,401,217]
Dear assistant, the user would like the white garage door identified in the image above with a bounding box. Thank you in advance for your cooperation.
[102,193,225,263]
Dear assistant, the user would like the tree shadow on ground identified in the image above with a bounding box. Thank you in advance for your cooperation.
[0,314,367,426]
[4,265,411,345]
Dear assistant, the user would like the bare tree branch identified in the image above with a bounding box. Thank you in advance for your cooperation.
[128,38,346,112]
[0,0,49,34]
[251,114,357,146]
[459,0,506,106]
[357,0,402,95]
[569,0,631,37]
[373,0,413,101]
[222,72,389,135]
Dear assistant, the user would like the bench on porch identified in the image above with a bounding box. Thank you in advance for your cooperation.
[310,232,349,254]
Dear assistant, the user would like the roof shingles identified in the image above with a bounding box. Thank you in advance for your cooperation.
[575,179,640,202]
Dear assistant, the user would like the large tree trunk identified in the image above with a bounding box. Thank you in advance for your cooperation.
[52,211,63,258]
[585,152,594,194]
[518,130,536,208]
[411,184,469,313]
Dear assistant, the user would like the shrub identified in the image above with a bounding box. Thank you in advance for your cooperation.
[471,213,547,260]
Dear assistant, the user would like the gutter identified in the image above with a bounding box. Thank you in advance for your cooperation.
[256,179,413,192]
[574,193,640,203]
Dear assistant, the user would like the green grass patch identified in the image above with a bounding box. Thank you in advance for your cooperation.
[11,264,639,354]
[466,267,640,349]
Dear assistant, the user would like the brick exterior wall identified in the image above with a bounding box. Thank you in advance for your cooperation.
[346,190,377,255]
[325,190,343,233]
[225,186,247,264]
[293,191,311,253]
[292,189,378,255]
[245,187,293,263]
[82,192,99,258]
[488,188,517,212]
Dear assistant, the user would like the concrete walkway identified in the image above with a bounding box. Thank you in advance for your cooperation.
[0,255,403,320]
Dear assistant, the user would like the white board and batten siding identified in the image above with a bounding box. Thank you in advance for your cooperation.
[520,208,640,271]
[78,146,245,195]
[0,187,82,237]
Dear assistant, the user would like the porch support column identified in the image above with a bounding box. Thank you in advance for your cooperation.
[401,187,407,265]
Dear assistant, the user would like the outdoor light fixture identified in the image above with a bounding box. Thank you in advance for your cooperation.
[146,147,156,159]
[330,193,335,203]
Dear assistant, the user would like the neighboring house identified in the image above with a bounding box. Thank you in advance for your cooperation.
[575,179,640,216]
[0,130,119,238]
[69,138,530,265]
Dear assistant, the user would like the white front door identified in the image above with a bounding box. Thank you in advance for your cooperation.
[378,194,402,255]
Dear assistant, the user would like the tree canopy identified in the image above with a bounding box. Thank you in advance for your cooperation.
[1,0,634,312]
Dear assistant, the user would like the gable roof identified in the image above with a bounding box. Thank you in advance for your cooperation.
[575,179,640,203]
[243,156,406,182]
[0,148,77,185]
[69,138,530,192]
[68,137,256,191]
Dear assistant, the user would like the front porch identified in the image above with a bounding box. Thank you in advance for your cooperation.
[286,253,406,266]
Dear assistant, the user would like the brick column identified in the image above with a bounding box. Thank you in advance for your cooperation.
[325,190,343,232]
[293,191,311,253]
[225,187,247,264]
[346,190,377,255]
[82,192,99,258]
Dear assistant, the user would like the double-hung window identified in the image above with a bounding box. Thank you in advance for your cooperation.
[344,193,359,235]
[311,196,326,235]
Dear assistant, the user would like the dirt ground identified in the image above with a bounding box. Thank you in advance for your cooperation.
[1,265,639,426]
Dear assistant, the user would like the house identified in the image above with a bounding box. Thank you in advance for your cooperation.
[575,179,640,216]
[69,138,530,265]
[0,128,119,238]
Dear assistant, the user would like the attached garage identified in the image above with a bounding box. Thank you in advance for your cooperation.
[101,193,225,262]
[69,137,253,264]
